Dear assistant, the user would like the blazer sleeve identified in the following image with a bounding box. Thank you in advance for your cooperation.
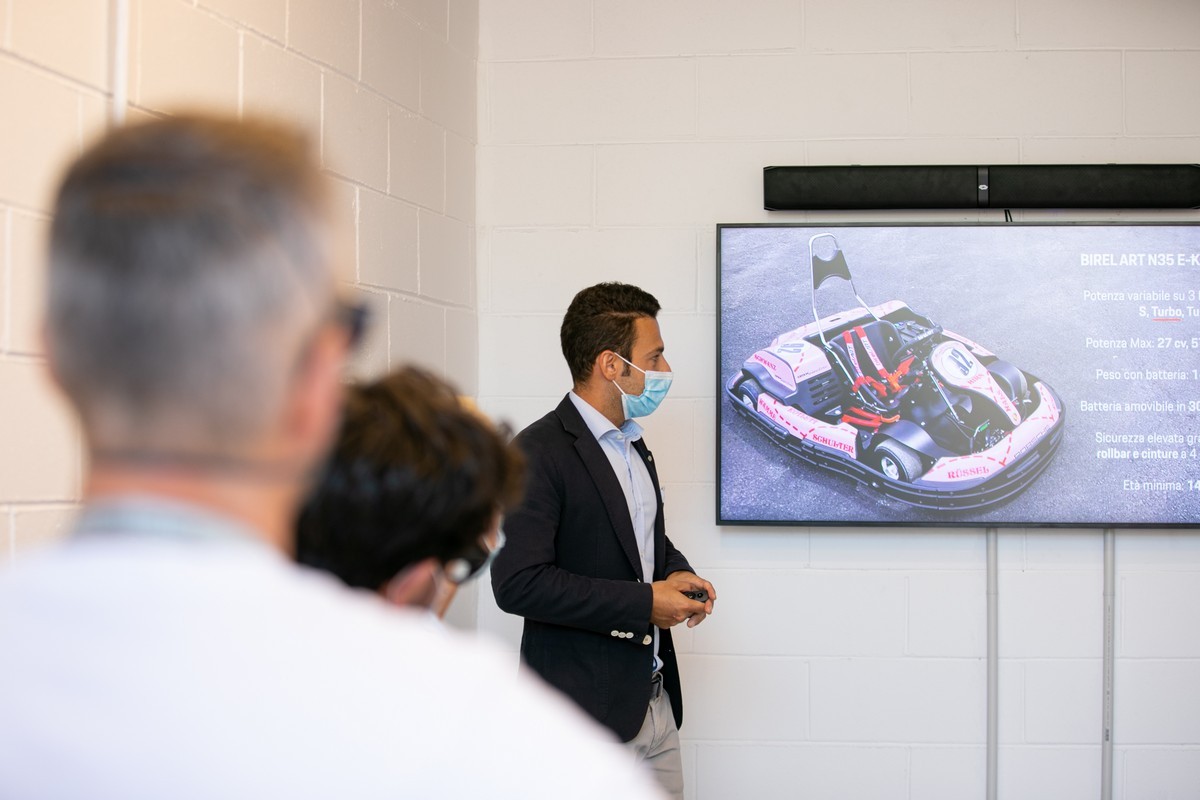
[491,432,654,636]
[660,534,693,579]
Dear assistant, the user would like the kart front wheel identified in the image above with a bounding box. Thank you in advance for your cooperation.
[874,439,924,483]
[735,376,762,411]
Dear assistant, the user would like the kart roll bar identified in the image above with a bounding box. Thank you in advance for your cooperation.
[809,233,880,348]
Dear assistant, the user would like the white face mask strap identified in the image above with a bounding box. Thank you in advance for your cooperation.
[610,353,638,399]
[613,352,646,375]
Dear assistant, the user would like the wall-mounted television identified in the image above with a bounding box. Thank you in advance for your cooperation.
[717,222,1200,527]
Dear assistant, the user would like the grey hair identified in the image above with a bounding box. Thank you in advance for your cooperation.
[46,114,336,453]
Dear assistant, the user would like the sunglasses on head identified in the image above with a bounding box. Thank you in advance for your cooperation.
[335,298,369,350]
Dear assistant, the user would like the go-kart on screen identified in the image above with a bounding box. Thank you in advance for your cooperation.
[718,223,1200,527]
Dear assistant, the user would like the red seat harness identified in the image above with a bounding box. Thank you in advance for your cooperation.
[837,325,915,430]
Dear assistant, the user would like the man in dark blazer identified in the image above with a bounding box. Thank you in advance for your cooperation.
[492,282,716,800]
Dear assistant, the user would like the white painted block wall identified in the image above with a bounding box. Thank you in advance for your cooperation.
[475,2,1200,798]
[1,1,1198,797]
[0,0,479,574]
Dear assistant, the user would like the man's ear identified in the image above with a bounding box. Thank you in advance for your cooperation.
[594,350,619,382]
[283,326,348,461]
[381,558,441,609]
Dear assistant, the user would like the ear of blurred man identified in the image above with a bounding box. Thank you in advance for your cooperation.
[280,319,354,488]
[382,558,442,610]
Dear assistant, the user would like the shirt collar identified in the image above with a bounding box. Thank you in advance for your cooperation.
[74,494,270,549]
[568,391,643,444]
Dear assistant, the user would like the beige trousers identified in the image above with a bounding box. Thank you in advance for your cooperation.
[628,673,684,800]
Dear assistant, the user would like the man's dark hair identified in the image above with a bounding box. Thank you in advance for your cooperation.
[296,366,525,591]
[560,282,661,385]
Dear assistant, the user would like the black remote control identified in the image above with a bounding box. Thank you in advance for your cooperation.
[683,590,707,602]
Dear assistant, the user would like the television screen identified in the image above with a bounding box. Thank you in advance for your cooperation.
[717,222,1200,527]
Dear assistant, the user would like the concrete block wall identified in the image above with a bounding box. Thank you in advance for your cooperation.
[0,0,478,562]
[0,0,106,564]
[1,1,1198,797]
[475,2,1200,798]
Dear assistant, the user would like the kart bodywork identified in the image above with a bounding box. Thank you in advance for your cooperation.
[726,234,1065,510]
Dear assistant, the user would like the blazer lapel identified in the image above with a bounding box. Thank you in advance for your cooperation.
[631,437,667,578]
[555,396,644,578]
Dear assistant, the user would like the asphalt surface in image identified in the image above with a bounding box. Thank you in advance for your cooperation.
[718,224,1200,527]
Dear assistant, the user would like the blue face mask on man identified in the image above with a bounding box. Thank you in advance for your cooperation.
[612,354,673,418]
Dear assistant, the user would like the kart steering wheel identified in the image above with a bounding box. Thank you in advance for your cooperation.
[893,323,943,362]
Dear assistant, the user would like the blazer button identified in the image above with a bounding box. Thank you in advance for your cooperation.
[642,635,652,645]
[610,630,620,637]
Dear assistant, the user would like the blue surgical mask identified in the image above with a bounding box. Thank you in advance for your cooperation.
[612,354,673,418]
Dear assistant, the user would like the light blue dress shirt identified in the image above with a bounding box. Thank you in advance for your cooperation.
[568,392,661,672]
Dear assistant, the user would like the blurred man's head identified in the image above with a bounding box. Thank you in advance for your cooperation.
[296,366,524,612]
[45,114,356,482]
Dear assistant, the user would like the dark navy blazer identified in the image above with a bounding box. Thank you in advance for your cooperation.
[491,394,693,742]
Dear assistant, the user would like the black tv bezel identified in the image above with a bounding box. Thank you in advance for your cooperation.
[715,220,1200,529]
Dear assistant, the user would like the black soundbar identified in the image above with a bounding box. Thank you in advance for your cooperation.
[763,164,1200,210]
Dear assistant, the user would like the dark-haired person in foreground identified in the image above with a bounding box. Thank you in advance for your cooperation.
[491,281,717,800]
[0,114,665,800]
[297,366,519,618]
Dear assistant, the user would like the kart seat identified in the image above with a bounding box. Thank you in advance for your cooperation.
[826,319,912,414]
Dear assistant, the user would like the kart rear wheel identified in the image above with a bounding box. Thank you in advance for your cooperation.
[874,439,924,483]
[736,376,762,411]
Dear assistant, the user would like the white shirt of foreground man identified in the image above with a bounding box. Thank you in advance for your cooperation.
[0,498,667,800]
